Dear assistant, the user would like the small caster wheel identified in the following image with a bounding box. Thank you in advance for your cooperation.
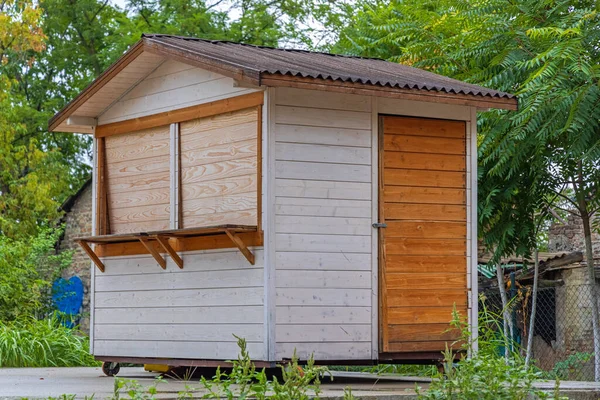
[102,362,121,377]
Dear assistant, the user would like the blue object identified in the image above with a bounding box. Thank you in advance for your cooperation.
[52,276,84,328]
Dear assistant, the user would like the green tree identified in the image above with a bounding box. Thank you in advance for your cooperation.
[337,0,600,377]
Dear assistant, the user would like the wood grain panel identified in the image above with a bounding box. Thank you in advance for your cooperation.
[182,139,257,166]
[180,106,258,229]
[182,175,257,201]
[386,340,463,352]
[386,273,466,289]
[183,192,256,217]
[105,124,170,234]
[384,152,465,171]
[380,115,468,354]
[105,137,170,161]
[109,172,170,194]
[384,169,465,188]
[109,187,170,210]
[110,219,170,234]
[110,203,170,224]
[385,221,466,238]
[384,135,465,155]
[384,187,465,205]
[384,204,466,221]
[105,124,170,149]
[388,324,461,342]
[383,116,466,138]
[107,155,170,178]
[386,289,467,306]
[181,120,257,151]
[384,255,466,273]
[183,209,258,228]
[181,157,257,185]
[385,238,466,256]
[388,307,467,325]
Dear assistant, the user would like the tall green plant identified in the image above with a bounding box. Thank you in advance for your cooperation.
[0,227,72,321]
[0,314,97,367]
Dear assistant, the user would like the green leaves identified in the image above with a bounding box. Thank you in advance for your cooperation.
[337,0,600,262]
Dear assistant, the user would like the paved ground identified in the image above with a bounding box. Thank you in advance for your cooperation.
[0,367,422,399]
[1,367,600,399]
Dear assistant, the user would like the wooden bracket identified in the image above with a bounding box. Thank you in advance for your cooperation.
[138,236,167,269]
[77,240,105,272]
[225,229,255,265]
[155,235,184,269]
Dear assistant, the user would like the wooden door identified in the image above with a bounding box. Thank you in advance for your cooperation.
[379,115,468,355]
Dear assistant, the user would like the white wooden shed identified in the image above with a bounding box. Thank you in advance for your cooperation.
[49,34,517,370]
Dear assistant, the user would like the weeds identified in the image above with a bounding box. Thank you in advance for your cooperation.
[0,313,98,367]
[416,301,568,400]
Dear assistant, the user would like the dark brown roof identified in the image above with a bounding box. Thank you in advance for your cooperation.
[143,34,515,100]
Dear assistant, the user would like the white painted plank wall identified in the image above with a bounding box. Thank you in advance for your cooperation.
[94,248,265,360]
[272,87,373,360]
[98,60,259,125]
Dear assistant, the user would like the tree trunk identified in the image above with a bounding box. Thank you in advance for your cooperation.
[525,248,539,367]
[496,264,511,359]
[580,208,600,381]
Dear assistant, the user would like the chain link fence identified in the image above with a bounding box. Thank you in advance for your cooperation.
[482,283,596,381]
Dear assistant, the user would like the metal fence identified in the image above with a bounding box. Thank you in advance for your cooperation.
[481,283,597,381]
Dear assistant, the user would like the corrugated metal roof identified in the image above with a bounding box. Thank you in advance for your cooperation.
[143,34,515,100]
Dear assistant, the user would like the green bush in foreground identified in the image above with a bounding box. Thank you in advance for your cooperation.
[0,314,98,367]
[416,303,567,400]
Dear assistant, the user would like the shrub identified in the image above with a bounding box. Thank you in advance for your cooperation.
[0,313,98,367]
[416,301,566,400]
[0,227,72,322]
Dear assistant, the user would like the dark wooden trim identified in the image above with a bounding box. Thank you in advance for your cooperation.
[256,104,263,234]
[77,240,105,272]
[95,356,275,368]
[155,235,184,269]
[96,138,108,235]
[94,231,263,258]
[95,92,264,137]
[48,41,145,132]
[225,229,255,265]
[139,236,167,269]
[261,74,518,111]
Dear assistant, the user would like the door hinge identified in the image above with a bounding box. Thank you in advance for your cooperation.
[372,223,387,229]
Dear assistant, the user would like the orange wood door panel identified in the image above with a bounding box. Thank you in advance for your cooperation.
[379,115,468,354]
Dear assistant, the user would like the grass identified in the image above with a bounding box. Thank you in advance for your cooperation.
[0,313,98,367]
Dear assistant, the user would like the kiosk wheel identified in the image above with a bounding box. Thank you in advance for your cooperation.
[102,362,121,377]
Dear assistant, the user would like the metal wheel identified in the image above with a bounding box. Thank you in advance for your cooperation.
[102,362,121,377]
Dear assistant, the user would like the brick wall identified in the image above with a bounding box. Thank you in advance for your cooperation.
[58,181,93,333]
[548,213,600,258]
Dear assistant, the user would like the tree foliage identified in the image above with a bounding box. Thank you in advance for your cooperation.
[336,0,600,260]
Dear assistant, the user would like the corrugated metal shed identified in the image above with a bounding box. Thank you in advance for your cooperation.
[143,34,514,100]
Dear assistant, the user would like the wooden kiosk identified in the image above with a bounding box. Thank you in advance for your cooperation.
[49,34,517,372]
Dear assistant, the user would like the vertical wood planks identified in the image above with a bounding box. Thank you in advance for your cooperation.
[380,115,468,354]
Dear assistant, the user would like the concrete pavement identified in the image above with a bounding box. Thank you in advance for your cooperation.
[1,367,600,399]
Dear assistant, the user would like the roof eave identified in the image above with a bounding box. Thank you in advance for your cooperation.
[48,40,146,132]
[260,73,518,111]
[48,37,263,133]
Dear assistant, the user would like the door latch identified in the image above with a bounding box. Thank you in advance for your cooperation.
[372,223,387,228]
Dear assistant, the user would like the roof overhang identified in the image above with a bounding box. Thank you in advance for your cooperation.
[49,37,517,134]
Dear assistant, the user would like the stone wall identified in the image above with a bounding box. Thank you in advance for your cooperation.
[58,181,93,333]
[548,213,600,258]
